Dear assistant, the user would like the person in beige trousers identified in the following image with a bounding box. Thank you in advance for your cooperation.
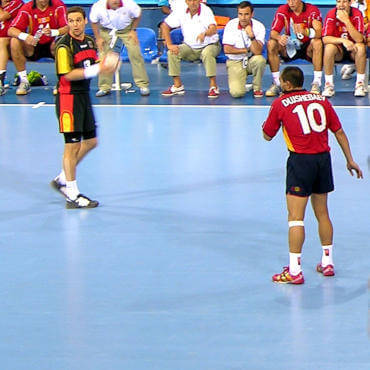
[222,1,266,98]
[89,0,150,96]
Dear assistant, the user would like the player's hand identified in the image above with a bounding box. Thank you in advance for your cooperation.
[96,36,105,52]
[278,34,289,46]
[342,38,355,51]
[347,161,363,178]
[168,44,179,55]
[25,35,37,47]
[128,30,139,45]
[42,27,52,37]
[196,32,206,43]
[336,9,350,24]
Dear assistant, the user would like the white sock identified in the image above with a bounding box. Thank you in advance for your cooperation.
[289,253,302,276]
[65,180,79,200]
[55,170,66,185]
[325,74,334,85]
[313,71,322,86]
[321,245,333,267]
[19,70,28,83]
[356,73,365,84]
[272,72,280,86]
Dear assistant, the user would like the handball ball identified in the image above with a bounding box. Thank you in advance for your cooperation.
[102,51,120,71]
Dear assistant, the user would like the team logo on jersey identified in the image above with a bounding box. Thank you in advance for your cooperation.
[38,17,50,24]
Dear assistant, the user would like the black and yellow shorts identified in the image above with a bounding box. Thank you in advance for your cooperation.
[55,93,96,142]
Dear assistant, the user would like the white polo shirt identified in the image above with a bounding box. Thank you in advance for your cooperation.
[165,3,219,49]
[223,17,265,61]
[89,0,141,30]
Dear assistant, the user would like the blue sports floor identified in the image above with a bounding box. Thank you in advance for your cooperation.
[0,63,369,369]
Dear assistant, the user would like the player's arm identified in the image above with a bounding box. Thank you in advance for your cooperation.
[337,10,364,43]
[333,129,363,178]
[223,44,248,54]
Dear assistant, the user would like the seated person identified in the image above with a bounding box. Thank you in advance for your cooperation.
[322,0,366,97]
[8,0,68,95]
[0,0,23,95]
[223,1,266,98]
[266,0,323,96]
[160,0,221,98]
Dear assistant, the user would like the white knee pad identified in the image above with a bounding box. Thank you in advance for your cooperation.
[288,220,304,227]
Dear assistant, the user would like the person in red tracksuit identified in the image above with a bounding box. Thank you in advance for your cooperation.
[262,66,362,284]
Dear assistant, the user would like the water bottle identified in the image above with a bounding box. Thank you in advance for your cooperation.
[34,28,43,44]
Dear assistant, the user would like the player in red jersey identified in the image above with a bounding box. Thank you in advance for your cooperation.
[322,0,366,97]
[266,0,323,96]
[8,0,68,95]
[262,66,362,284]
[0,0,23,95]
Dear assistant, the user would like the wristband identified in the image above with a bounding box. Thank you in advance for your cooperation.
[308,28,316,39]
[83,64,100,79]
[51,29,59,37]
[18,32,29,41]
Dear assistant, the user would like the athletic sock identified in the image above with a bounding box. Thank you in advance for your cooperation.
[272,72,280,86]
[289,253,302,276]
[356,73,365,84]
[325,74,334,85]
[321,245,333,267]
[55,170,66,185]
[313,71,322,86]
[19,70,28,83]
[65,180,79,200]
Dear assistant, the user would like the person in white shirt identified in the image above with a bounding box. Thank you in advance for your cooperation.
[160,0,221,98]
[223,1,266,98]
[89,0,150,97]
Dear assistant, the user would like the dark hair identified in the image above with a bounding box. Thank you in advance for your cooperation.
[238,1,254,13]
[33,0,52,9]
[281,67,304,88]
[67,6,86,19]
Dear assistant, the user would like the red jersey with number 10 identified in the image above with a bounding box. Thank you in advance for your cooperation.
[262,90,342,154]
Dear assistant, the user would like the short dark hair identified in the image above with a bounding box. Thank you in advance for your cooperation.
[281,67,304,88]
[238,1,254,13]
[67,6,86,19]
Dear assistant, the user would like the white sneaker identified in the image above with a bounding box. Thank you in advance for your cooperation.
[322,83,335,97]
[161,85,185,96]
[140,87,150,96]
[340,64,355,80]
[265,84,281,97]
[16,81,31,95]
[310,82,321,95]
[354,81,367,97]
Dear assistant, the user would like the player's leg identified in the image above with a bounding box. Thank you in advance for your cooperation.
[322,44,342,97]
[310,193,335,276]
[0,37,10,95]
[266,39,283,96]
[10,37,33,95]
[352,43,367,97]
[272,194,308,284]
[306,38,323,93]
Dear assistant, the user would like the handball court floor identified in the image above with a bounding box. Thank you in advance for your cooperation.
[0,63,369,369]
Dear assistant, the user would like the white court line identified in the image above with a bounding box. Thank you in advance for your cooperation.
[32,101,46,109]
[1,103,370,109]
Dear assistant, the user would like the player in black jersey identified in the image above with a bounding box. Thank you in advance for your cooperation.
[51,6,117,209]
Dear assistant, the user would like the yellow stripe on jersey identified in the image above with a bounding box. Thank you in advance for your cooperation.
[282,126,295,152]
[56,46,72,75]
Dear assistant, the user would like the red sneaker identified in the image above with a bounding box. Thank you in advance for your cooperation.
[208,86,220,98]
[316,263,335,276]
[272,266,304,284]
[253,90,263,98]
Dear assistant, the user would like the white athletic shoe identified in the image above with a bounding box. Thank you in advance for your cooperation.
[354,82,367,97]
[340,64,356,80]
[322,83,335,97]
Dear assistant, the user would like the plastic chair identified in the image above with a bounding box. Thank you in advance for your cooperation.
[120,27,158,62]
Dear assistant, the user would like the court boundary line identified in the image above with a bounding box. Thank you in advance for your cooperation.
[1,103,370,109]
